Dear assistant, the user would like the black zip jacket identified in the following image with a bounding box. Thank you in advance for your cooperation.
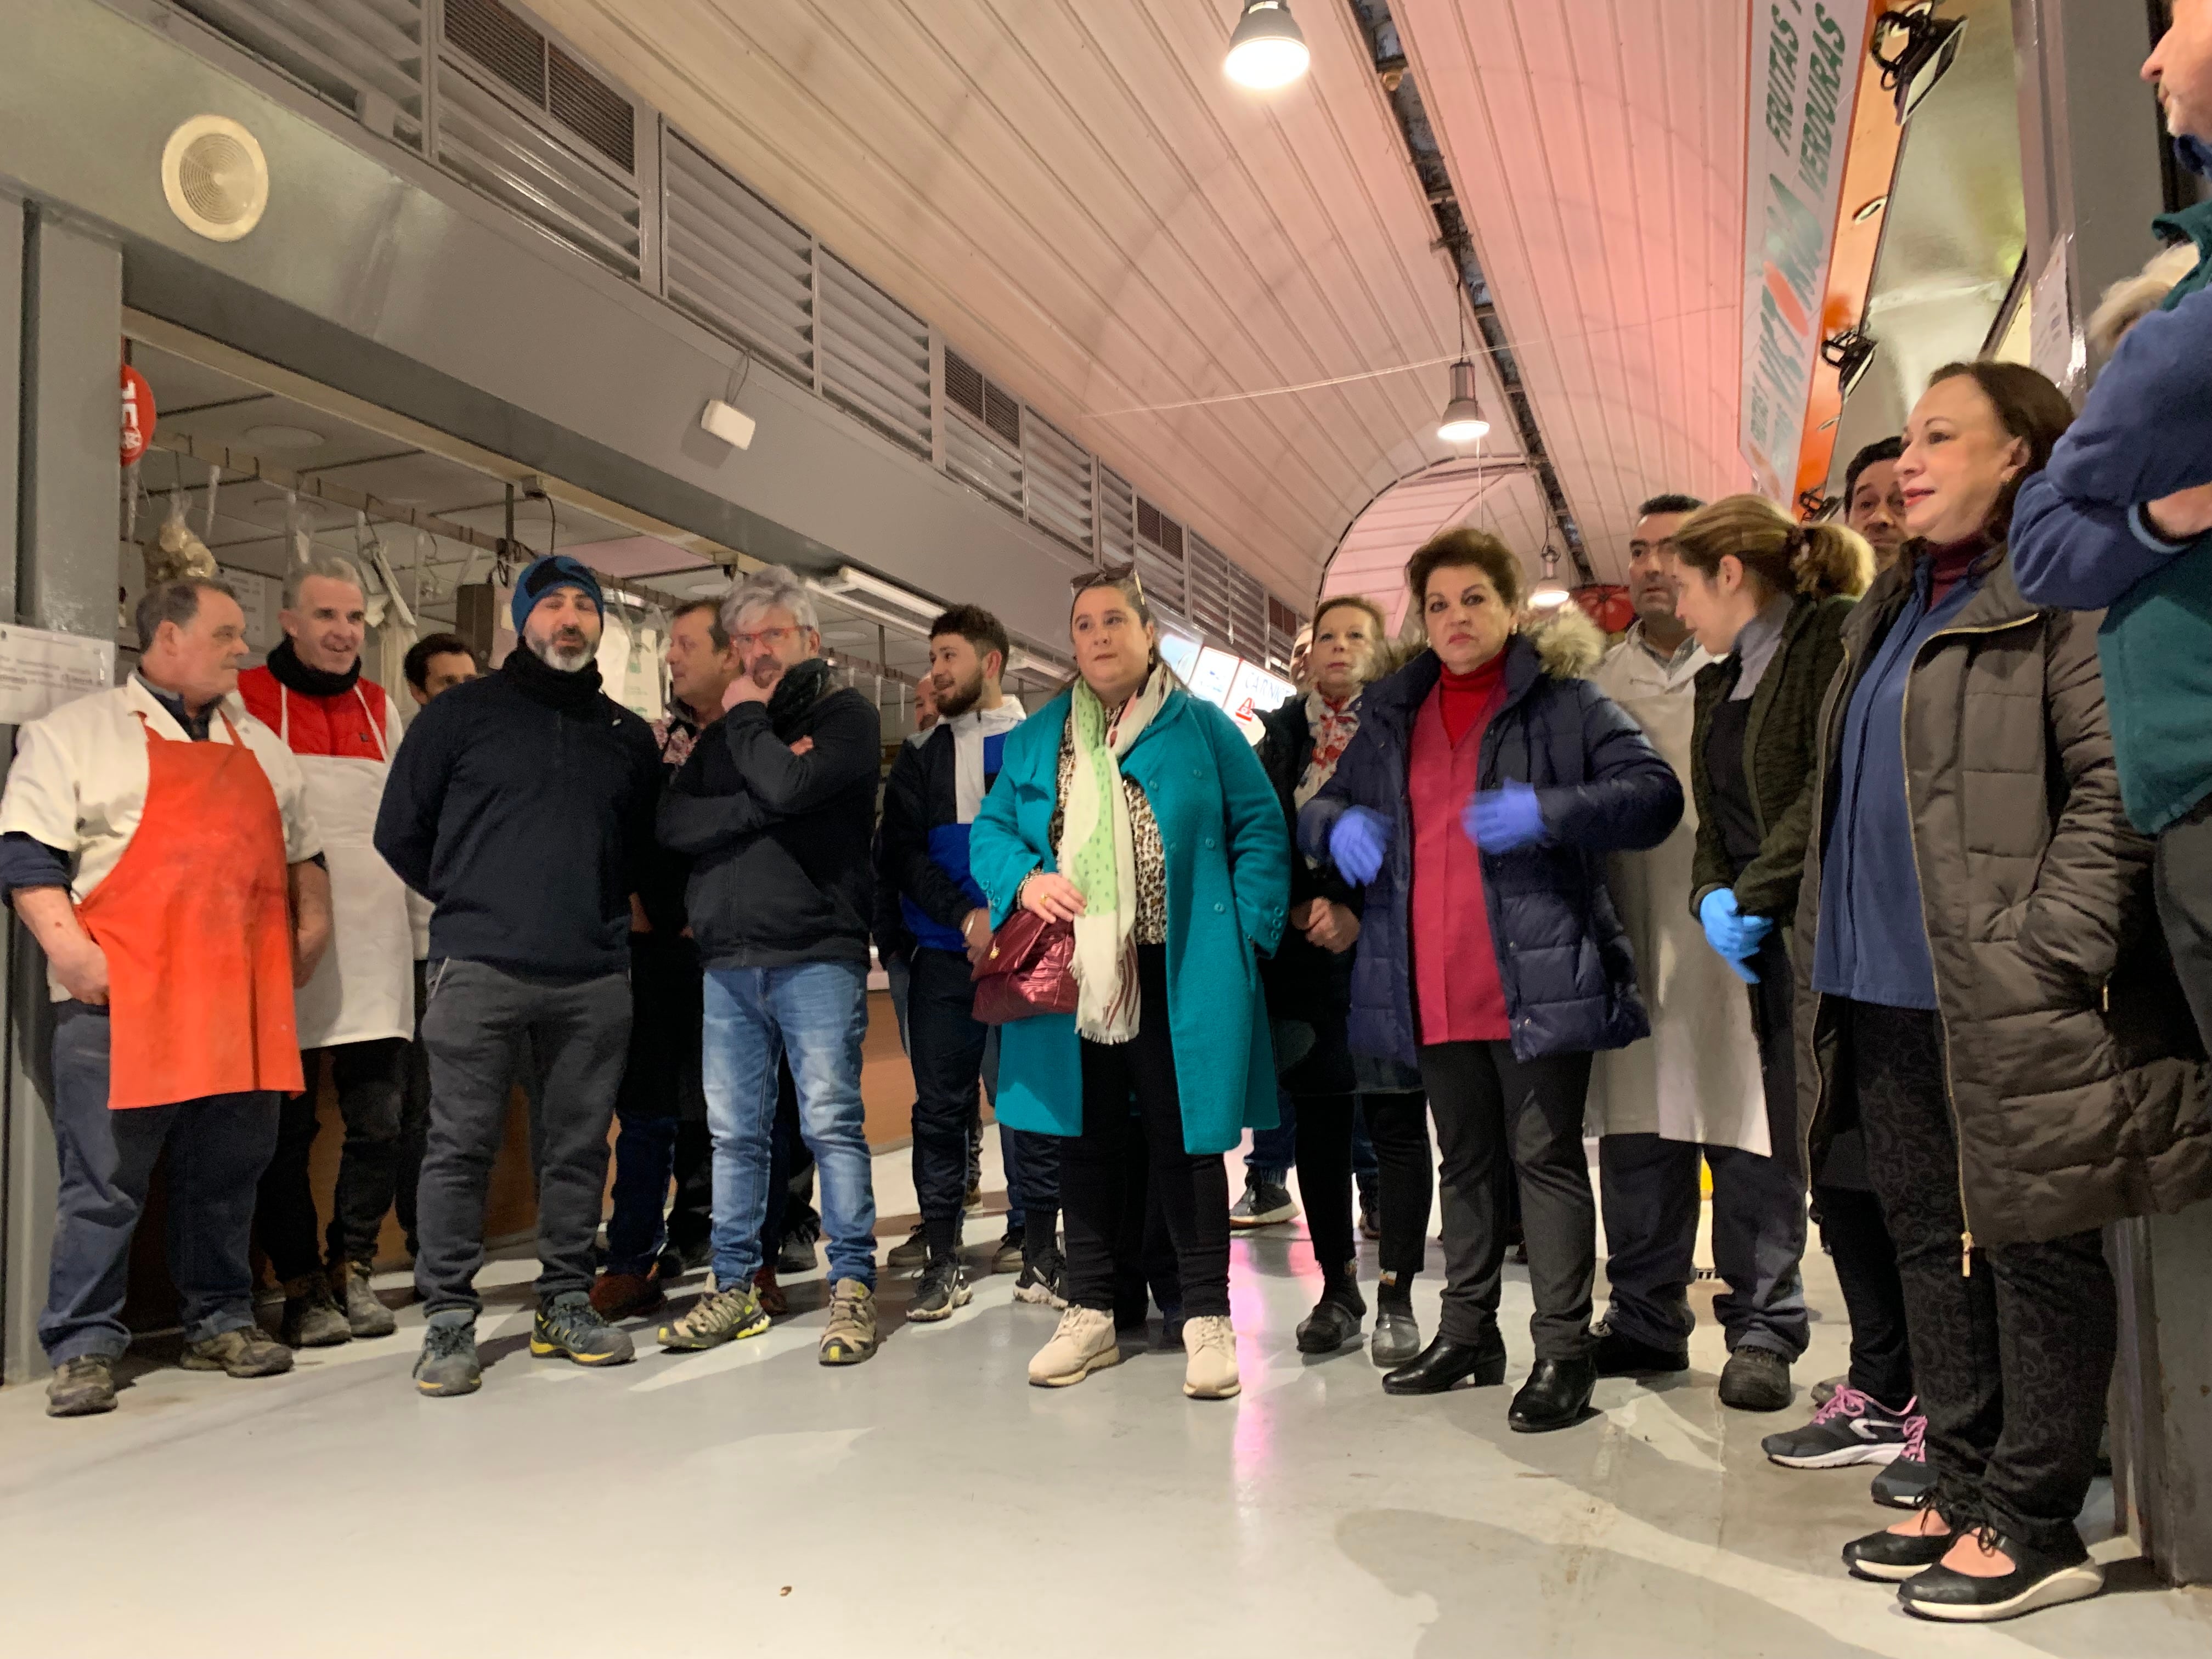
[374,650,661,980]
[661,661,881,969]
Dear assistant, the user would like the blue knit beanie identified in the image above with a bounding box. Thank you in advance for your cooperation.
[511,554,605,636]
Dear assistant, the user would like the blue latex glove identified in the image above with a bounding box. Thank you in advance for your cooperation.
[1463,781,1548,852]
[1699,888,1773,982]
[1328,806,1394,886]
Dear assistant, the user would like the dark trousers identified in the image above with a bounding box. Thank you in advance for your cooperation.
[1420,1039,1595,1358]
[394,962,432,1252]
[1292,1092,1358,1284]
[414,960,630,1314]
[604,935,713,1276]
[2155,794,2212,1054]
[253,1036,407,1281]
[1848,999,2115,1553]
[1815,1183,1913,1407]
[1112,1131,1183,1322]
[1064,945,1232,1320]
[1362,1090,1432,1302]
[41,1002,279,1362]
[908,947,991,1252]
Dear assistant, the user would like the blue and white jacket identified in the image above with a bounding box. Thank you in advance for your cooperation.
[875,699,1025,956]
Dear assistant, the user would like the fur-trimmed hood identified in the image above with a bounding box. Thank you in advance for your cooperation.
[1522,603,1607,680]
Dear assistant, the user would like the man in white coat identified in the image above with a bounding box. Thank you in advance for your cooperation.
[240,552,415,1348]
[1587,496,1800,1406]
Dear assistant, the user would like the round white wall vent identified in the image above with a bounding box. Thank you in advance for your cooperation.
[160,115,269,242]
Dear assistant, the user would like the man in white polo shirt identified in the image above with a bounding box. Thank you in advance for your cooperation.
[0,576,329,1417]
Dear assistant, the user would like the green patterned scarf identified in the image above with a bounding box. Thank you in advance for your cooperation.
[1058,663,1170,1042]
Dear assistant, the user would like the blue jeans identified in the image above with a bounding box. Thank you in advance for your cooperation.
[703,962,877,1289]
[1248,1088,1298,1177]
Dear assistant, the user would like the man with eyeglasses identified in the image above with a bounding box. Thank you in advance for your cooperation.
[657,565,887,1367]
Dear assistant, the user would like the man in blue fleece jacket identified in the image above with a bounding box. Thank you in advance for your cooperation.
[2012,3,2212,1050]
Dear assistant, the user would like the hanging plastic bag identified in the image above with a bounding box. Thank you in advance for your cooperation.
[143,487,217,586]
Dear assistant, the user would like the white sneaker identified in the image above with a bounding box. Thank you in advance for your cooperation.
[1028,1306,1122,1387]
[1182,1314,1240,1399]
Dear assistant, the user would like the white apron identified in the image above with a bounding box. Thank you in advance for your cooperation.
[283,685,415,1048]
[1585,642,1768,1153]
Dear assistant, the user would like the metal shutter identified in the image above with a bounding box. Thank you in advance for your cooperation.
[174,0,428,149]
[1186,533,1234,642]
[1022,410,1094,556]
[1135,496,1187,616]
[944,347,1022,515]
[1226,562,1269,654]
[819,253,932,457]
[1099,467,1136,569]
[662,133,815,385]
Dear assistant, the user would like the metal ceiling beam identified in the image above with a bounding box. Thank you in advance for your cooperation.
[1342,0,1595,584]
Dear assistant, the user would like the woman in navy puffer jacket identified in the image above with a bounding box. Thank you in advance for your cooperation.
[1300,529,1681,1431]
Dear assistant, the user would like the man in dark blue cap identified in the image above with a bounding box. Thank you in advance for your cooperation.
[375,553,661,1397]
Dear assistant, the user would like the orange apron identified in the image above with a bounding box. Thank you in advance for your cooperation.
[75,711,304,1109]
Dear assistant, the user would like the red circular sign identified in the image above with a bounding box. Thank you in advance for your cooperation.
[120,363,154,467]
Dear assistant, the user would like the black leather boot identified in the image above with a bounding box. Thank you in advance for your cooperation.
[1508,1355,1598,1432]
[1381,1326,1507,1395]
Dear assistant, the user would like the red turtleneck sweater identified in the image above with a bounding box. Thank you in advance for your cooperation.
[1409,651,1511,1045]
[1925,532,1991,607]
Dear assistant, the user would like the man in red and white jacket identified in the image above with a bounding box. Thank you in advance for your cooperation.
[240,553,413,1348]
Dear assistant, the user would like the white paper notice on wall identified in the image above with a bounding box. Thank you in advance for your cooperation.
[2030,236,2083,395]
[0,624,116,726]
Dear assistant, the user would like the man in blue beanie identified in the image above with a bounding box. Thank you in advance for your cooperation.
[375,552,661,1396]
[2013,3,2212,1053]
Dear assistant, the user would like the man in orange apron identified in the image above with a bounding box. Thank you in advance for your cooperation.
[0,576,331,1418]
[240,552,413,1349]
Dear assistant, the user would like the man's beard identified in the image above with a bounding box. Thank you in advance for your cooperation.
[933,669,985,720]
[528,630,595,673]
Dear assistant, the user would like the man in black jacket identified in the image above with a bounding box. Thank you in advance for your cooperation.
[375,554,661,1397]
[875,605,1043,1320]
[656,564,886,1367]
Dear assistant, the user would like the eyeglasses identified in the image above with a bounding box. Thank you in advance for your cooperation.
[732,624,802,652]
[1070,563,1146,599]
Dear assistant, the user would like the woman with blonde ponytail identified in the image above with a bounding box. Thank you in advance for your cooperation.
[1663,495,1874,1422]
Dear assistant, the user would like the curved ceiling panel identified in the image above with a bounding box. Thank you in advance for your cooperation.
[1322,458,1549,634]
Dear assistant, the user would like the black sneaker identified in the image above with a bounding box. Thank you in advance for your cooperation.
[992,1226,1027,1274]
[908,1254,973,1323]
[531,1294,636,1367]
[1897,1531,2104,1622]
[776,1233,819,1275]
[1014,1246,1069,1308]
[1229,1170,1296,1229]
[886,1223,929,1272]
[1718,1346,1792,1412]
[1590,1319,1689,1377]
[413,1316,481,1397]
[1762,1388,1917,1469]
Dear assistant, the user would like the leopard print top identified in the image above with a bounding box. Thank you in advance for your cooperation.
[1049,725,1167,944]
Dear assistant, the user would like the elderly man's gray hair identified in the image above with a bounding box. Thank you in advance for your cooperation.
[281,550,368,612]
[721,563,819,639]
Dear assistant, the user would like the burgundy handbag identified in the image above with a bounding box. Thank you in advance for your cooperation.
[970,907,1078,1024]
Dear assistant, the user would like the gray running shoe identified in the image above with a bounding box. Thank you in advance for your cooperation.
[182,1325,295,1378]
[413,1315,481,1397]
[531,1293,635,1367]
[1230,1171,1296,1229]
[47,1355,117,1417]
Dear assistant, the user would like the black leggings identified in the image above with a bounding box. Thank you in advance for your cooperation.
[1847,999,2115,1554]
[1294,1089,1431,1304]
[1064,946,1232,1320]
[1815,1180,1912,1408]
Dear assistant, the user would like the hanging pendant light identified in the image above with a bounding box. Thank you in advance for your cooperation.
[1529,548,1570,610]
[1225,0,1310,90]
[1437,357,1491,444]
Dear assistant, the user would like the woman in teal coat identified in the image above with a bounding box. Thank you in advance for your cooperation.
[970,567,1290,1401]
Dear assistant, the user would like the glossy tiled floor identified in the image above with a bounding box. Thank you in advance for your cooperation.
[1,1137,2207,1658]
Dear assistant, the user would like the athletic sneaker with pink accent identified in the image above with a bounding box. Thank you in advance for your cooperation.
[1760,1385,1921,1469]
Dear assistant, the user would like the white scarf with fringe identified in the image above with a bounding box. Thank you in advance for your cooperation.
[1057,664,1171,1043]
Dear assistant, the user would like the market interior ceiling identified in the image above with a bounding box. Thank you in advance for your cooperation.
[122,337,1008,704]
[527,0,1752,608]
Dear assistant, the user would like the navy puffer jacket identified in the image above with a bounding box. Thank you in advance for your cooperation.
[1300,611,1683,1068]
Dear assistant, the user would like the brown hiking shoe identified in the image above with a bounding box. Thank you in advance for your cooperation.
[336,1262,397,1339]
[589,1271,665,1321]
[278,1276,351,1348]
[47,1355,118,1417]
[818,1278,879,1366]
[180,1325,295,1378]
[753,1267,788,1317]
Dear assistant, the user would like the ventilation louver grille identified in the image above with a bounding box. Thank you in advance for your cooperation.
[1187,534,1234,641]
[1134,495,1188,614]
[174,0,428,149]
[1023,410,1095,556]
[944,350,986,423]
[820,253,932,456]
[663,134,814,383]
[444,0,635,175]
[436,59,641,277]
[1100,467,1137,568]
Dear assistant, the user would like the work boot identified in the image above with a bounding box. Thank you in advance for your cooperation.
[531,1293,635,1367]
[657,1283,770,1352]
[180,1325,295,1378]
[1028,1306,1121,1386]
[819,1279,879,1365]
[1182,1314,1241,1400]
[278,1276,351,1348]
[413,1313,481,1397]
[1719,1346,1793,1412]
[336,1262,397,1339]
[46,1355,117,1418]
[907,1252,973,1323]
[588,1270,665,1322]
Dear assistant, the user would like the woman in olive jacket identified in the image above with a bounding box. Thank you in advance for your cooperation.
[1793,363,2212,1623]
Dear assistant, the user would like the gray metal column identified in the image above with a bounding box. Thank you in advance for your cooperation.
[2012,0,2212,1587]
[2,203,122,1385]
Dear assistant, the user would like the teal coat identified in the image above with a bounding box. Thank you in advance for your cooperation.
[969,686,1291,1154]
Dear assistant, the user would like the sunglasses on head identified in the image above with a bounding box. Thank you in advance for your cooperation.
[1070,563,1145,599]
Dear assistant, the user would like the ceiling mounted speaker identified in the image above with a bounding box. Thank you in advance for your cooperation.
[160,115,269,242]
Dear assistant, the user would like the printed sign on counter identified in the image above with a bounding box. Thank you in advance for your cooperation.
[0,623,116,725]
